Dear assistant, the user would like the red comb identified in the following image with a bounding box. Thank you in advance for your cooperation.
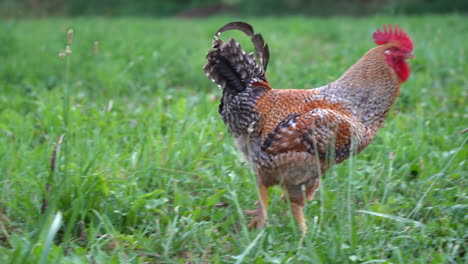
[373,24,413,51]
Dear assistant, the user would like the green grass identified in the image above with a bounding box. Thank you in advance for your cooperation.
[0,15,466,263]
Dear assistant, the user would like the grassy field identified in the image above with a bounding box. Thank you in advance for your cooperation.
[0,15,466,263]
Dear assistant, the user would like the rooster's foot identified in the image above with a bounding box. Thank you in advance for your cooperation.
[243,205,266,229]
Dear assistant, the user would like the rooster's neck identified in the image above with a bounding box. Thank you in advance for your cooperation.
[320,46,401,129]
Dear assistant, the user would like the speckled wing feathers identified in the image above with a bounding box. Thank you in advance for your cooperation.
[261,108,366,163]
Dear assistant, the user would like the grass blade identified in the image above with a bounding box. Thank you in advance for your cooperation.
[40,212,63,264]
[357,210,425,228]
[234,229,265,264]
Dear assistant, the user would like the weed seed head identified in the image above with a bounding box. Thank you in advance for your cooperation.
[59,52,65,59]
[65,45,72,56]
[94,41,99,54]
[68,29,74,44]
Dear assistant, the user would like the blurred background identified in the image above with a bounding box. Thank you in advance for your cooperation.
[1,0,467,18]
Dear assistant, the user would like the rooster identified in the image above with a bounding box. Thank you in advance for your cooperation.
[204,22,414,232]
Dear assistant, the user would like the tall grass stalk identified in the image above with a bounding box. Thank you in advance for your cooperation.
[61,32,72,181]
[347,148,355,248]
[381,152,394,204]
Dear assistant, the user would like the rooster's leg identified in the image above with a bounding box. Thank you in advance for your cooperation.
[291,179,320,234]
[291,201,307,234]
[287,179,320,234]
[244,177,268,229]
[306,180,320,201]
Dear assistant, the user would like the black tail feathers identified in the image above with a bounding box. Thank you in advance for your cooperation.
[204,22,269,93]
[214,22,270,71]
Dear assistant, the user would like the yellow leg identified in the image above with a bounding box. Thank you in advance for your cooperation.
[245,178,269,229]
[293,180,320,234]
[306,180,320,201]
[291,202,307,235]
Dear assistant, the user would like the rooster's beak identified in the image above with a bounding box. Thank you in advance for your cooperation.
[405,52,415,59]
